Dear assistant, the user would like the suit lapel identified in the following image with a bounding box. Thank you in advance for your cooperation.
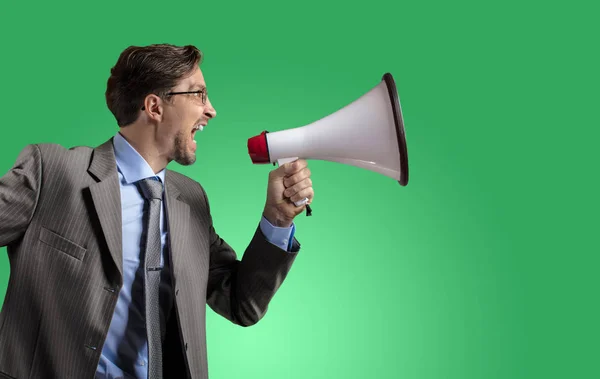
[85,140,192,284]
[164,171,190,283]
[87,138,124,279]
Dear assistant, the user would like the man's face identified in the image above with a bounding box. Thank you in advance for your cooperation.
[158,66,217,166]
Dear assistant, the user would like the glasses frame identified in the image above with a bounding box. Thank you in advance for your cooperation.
[166,89,207,104]
[141,88,207,110]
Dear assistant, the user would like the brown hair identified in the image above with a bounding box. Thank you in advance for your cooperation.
[106,44,203,127]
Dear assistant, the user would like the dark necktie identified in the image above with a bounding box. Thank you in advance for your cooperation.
[137,177,164,379]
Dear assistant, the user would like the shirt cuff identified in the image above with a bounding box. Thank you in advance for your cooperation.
[259,216,296,252]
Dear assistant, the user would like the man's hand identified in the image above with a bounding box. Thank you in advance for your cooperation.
[263,159,314,228]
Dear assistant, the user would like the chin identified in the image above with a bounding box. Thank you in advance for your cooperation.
[172,137,197,166]
[175,153,196,166]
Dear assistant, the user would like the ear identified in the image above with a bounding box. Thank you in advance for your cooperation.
[141,94,164,122]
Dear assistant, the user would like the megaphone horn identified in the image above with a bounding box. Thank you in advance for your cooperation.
[248,73,409,210]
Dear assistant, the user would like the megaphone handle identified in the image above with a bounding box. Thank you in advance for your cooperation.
[276,157,312,216]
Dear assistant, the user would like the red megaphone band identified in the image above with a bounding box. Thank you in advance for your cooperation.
[247,131,271,164]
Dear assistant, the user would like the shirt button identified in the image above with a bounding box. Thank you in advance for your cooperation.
[140,361,145,366]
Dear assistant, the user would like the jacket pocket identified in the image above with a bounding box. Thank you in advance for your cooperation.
[39,227,87,261]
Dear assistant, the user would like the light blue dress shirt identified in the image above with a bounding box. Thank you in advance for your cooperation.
[95,132,295,379]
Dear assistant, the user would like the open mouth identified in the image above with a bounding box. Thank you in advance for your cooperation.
[191,124,205,146]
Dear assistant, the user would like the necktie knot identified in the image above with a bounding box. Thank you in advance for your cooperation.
[138,177,164,201]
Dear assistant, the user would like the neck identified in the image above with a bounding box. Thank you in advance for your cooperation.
[118,124,169,174]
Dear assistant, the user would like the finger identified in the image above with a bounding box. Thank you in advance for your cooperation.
[284,159,307,176]
[283,167,311,188]
[269,163,289,180]
[269,160,301,180]
[290,187,314,205]
[284,177,312,198]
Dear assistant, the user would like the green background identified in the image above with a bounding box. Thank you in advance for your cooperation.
[1,0,598,378]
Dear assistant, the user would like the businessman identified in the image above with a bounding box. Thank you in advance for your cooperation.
[0,43,314,379]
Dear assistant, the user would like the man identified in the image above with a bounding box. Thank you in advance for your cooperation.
[0,44,313,379]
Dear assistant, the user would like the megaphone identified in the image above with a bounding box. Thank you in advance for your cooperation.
[247,72,409,209]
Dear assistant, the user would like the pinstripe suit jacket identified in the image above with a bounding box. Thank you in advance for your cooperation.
[0,138,300,379]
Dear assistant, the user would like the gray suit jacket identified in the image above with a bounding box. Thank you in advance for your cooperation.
[0,138,300,379]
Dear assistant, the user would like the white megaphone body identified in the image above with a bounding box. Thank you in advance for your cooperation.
[247,73,409,208]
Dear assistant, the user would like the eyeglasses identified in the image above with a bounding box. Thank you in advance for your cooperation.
[141,88,207,110]
[166,89,207,104]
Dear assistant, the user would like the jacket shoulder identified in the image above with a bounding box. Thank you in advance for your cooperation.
[35,143,93,157]
[17,143,96,181]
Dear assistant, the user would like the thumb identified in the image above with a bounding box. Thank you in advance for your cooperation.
[269,161,296,180]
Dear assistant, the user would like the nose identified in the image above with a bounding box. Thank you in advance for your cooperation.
[204,98,217,119]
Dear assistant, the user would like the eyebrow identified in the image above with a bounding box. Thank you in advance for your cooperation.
[188,84,206,91]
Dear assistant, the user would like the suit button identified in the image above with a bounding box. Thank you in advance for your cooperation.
[185,343,188,351]
[176,289,179,296]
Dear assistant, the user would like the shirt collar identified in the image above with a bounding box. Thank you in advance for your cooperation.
[113,132,166,184]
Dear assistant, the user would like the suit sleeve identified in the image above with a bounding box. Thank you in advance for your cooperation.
[201,186,300,327]
[0,144,42,247]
